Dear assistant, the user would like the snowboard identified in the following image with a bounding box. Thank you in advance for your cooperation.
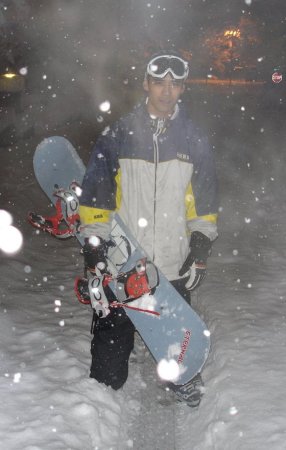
[30,136,211,388]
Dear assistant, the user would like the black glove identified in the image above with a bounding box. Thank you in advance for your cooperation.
[82,237,115,274]
[179,231,212,291]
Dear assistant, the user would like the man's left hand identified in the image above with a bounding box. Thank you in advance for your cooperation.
[179,231,212,291]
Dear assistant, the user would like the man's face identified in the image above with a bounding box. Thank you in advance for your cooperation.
[143,74,185,118]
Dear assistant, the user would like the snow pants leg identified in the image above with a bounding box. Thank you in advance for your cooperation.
[90,307,135,390]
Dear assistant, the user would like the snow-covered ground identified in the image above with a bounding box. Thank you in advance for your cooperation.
[1,90,286,449]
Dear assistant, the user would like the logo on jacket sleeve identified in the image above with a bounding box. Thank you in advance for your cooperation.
[177,152,190,161]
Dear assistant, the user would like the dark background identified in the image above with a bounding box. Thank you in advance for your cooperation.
[0,0,285,158]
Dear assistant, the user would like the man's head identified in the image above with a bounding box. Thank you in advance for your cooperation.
[143,53,189,118]
[145,53,189,81]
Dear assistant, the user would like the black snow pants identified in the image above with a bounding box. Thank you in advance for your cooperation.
[90,278,190,390]
[90,307,135,390]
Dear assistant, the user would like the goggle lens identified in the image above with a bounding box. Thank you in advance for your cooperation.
[147,55,188,80]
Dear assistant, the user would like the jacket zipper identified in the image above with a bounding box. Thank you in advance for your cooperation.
[152,119,165,261]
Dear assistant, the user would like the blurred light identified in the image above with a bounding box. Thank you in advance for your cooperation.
[19,67,28,76]
[3,73,17,79]
[0,210,12,227]
[89,236,101,247]
[74,185,82,197]
[138,218,148,228]
[99,100,111,112]
[0,210,23,254]
[0,225,23,254]
[157,358,180,381]
[13,373,22,383]
[229,406,238,415]
[224,29,241,38]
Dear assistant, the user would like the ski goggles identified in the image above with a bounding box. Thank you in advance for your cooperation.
[146,55,189,80]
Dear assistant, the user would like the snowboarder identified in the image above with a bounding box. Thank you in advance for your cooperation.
[78,50,218,405]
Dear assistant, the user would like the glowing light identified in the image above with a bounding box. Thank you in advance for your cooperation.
[204,329,211,337]
[99,100,111,112]
[3,73,16,79]
[0,210,12,226]
[150,63,159,73]
[19,67,28,76]
[229,406,238,415]
[224,29,241,38]
[157,358,180,381]
[0,225,23,254]
[88,236,101,247]
[0,210,23,254]
[74,185,82,197]
[138,218,148,228]
[13,373,22,383]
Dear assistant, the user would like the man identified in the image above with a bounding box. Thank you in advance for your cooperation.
[78,51,218,405]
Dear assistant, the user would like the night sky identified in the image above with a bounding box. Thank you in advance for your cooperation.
[0,0,285,133]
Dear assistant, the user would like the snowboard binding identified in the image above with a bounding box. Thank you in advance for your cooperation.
[75,258,159,307]
[115,258,159,302]
[28,182,81,239]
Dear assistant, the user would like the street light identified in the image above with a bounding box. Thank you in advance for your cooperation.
[224,29,241,40]
[2,73,17,79]
[224,28,241,84]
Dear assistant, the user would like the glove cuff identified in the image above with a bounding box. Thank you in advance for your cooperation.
[190,231,212,263]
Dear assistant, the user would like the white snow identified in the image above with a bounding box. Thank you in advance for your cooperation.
[1,102,286,449]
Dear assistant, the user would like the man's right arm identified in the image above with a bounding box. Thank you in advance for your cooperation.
[79,127,120,240]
